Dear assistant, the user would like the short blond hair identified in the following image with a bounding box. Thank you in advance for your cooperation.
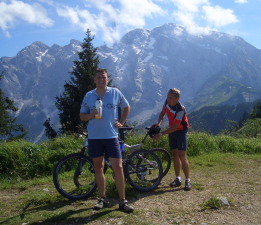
[168,88,180,98]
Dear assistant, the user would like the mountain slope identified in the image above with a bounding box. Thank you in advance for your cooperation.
[1,23,261,141]
[0,40,82,142]
[98,23,261,121]
[191,75,261,111]
[189,102,258,134]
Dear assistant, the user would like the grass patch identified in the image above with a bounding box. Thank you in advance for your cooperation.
[190,152,254,173]
[191,183,205,191]
[1,132,261,181]
[20,191,62,208]
[202,197,223,210]
[202,196,234,210]
[0,175,54,190]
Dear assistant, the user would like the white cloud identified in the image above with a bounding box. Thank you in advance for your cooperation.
[56,0,165,44]
[0,0,241,46]
[0,0,53,37]
[171,0,209,13]
[4,30,11,38]
[38,0,55,5]
[203,5,239,27]
[117,0,165,26]
[174,11,211,35]
[168,0,239,35]
[170,0,210,34]
[56,0,240,44]
[235,0,248,3]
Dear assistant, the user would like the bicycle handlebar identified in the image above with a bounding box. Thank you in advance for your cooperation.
[118,127,134,131]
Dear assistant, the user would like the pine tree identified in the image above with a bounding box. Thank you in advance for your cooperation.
[250,101,261,119]
[43,118,58,139]
[0,72,26,139]
[56,29,99,134]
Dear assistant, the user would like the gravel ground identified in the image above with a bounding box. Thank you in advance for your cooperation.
[87,155,261,225]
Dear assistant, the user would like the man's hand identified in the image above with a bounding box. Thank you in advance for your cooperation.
[153,133,162,141]
[80,109,98,121]
[114,119,123,128]
[92,109,98,117]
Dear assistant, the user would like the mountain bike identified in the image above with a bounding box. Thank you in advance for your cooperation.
[53,127,163,200]
[140,127,172,178]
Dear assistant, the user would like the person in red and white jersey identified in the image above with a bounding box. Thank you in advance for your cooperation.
[153,88,192,191]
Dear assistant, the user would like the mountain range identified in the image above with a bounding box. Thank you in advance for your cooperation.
[1,23,261,142]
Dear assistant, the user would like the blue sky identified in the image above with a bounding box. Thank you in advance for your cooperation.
[1,0,261,57]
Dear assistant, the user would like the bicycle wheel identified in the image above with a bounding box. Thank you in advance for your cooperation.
[150,148,171,178]
[53,153,97,200]
[124,149,163,192]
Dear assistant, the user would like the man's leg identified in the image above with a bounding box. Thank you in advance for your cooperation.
[110,157,134,212]
[178,150,190,179]
[109,157,125,200]
[170,148,182,187]
[172,148,181,177]
[178,150,192,191]
[93,156,106,197]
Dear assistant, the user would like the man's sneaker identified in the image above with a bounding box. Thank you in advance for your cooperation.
[93,197,109,210]
[184,180,192,191]
[169,178,182,187]
[119,199,134,213]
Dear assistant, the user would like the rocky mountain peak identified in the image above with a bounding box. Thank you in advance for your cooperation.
[121,28,150,45]
[152,23,186,36]
[17,41,49,58]
[1,23,261,142]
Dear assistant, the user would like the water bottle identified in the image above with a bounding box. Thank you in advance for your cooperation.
[95,98,103,119]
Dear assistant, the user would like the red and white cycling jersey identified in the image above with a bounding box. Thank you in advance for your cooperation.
[164,100,190,131]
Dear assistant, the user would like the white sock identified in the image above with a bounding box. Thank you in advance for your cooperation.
[177,176,182,181]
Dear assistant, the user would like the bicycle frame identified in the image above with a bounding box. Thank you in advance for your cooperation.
[80,128,158,178]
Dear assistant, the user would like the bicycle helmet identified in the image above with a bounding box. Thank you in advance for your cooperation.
[148,126,161,138]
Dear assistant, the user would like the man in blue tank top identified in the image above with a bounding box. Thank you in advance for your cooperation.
[80,68,133,212]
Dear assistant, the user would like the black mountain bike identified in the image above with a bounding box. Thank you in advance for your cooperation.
[141,127,172,178]
[53,127,163,200]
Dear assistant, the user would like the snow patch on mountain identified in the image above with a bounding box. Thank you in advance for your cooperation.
[36,50,48,62]
[147,38,155,49]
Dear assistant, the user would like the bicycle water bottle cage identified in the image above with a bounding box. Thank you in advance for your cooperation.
[147,126,161,138]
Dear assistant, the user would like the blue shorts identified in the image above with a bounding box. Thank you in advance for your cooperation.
[88,138,122,159]
[168,131,188,151]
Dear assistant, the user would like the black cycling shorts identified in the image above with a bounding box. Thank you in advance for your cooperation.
[168,131,188,151]
[88,138,122,159]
